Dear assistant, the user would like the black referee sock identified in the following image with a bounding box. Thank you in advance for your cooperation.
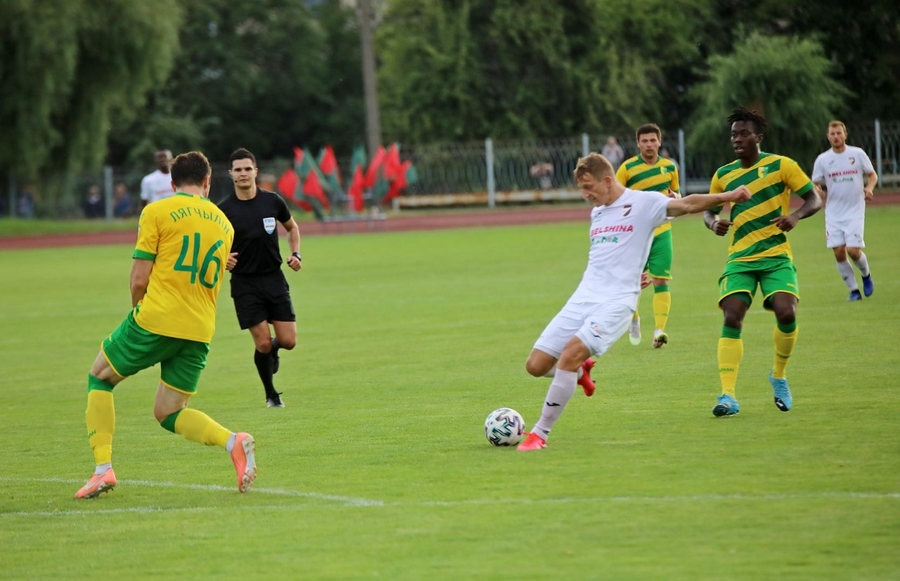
[271,338,281,375]
[254,349,277,398]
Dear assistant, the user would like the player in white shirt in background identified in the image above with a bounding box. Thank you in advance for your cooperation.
[811,121,878,301]
[517,153,751,451]
[140,149,175,208]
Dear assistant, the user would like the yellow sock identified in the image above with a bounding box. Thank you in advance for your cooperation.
[653,290,671,332]
[85,389,115,466]
[772,327,798,379]
[173,408,231,448]
[717,337,743,397]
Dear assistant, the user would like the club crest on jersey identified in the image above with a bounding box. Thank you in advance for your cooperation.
[849,157,856,165]
[622,204,633,217]
[263,217,276,234]
[758,167,769,179]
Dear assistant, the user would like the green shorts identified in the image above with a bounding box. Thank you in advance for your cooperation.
[101,311,210,394]
[718,259,799,311]
[645,229,673,280]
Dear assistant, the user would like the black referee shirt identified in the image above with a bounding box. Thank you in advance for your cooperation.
[218,188,292,275]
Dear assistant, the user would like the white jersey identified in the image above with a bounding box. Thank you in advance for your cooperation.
[811,146,874,223]
[140,170,175,204]
[569,188,670,308]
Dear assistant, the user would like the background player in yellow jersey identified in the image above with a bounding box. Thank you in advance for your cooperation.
[75,151,258,499]
[615,123,681,348]
[704,107,822,417]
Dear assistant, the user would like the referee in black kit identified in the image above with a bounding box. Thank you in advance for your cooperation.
[219,148,302,408]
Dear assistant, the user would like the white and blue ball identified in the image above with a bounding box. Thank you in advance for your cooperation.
[484,408,526,446]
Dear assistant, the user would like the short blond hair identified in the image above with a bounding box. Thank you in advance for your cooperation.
[574,153,614,183]
[828,120,848,134]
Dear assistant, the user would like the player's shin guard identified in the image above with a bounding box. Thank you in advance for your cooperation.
[836,260,858,291]
[160,408,231,449]
[851,252,870,278]
[717,327,743,397]
[772,321,798,380]
[532,369,577,438]
[652,285,671,332]
[254,349,277,397]
[86,375,116,465]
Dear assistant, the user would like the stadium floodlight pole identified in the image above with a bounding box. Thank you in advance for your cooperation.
[358,0,382,160]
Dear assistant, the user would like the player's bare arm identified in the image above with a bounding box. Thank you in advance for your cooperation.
[770,188,823,232]
[226,252,238,271]
[283,217,302,271]
[813,182,827,204]
[864,171,878,201]
[130,259,153,307]
[666,186,751,218]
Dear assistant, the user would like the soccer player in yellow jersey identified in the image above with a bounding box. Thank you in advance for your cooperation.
[75,151,258,499]
[704,107,822,417]
[615,123,681,348]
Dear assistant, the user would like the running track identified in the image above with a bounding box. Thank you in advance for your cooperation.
[2,194,898,251]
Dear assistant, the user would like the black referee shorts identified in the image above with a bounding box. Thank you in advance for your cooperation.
[229,271,296,329]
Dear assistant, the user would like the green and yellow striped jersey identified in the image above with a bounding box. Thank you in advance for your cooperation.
[709,153,813,264]
[615,155,680,236]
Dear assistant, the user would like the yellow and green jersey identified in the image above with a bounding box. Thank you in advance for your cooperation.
[132,193,234,343]
[615,155,680,236]
[709,153,813,264]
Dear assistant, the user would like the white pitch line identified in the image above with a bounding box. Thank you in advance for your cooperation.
[0,477,382,507]
[1,478,897,518]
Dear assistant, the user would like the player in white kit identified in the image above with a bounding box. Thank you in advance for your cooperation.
[140,149,175,208]
[518,153,752,451]
[811,121,878,301]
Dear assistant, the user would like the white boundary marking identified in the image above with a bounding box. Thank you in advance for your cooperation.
[1,477,897,518]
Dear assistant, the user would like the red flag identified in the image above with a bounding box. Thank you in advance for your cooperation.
[302,169,330,211]
[348,165,365,212]
[276,168,312,211]
[318,145,340,182]
[384,143,402,181]
[277,168,299,200]
[383,160,412,204]
[365,146,387,188]
[293,147,304,164]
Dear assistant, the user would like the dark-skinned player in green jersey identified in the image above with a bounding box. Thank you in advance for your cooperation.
[704,107,822,417]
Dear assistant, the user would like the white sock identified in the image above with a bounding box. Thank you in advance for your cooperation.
[542,365,582,380]
[836,261,858,291]
[851,252,871,278]
[94,463,112,475]
[225,433,236,453]
[532,369,578,438]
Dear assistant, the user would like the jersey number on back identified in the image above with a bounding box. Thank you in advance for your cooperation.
[175,233,224,289]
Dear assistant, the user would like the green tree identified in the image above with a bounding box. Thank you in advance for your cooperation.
[111,0,365,167]
[703,0,900,121]
[689,32,851,173]
[376,0,716,144]
[0,0,181,182]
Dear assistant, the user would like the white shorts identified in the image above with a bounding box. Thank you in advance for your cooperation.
[825,219,865,249]
[533,300,633,359]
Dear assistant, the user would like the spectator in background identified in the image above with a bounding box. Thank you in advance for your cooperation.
[17,188,36,218]
[529,162,554,190]
[113,182,136,218]
[601,136,625,170]
[140,149,174,208]
[83,184,105,219]
[660,147,679,173]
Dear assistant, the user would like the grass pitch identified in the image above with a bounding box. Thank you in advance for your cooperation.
[1,206,898,580]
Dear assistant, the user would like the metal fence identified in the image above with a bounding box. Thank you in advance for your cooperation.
[4,120,898,219]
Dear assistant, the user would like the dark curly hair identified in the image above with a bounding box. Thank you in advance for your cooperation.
[727,106,768,135]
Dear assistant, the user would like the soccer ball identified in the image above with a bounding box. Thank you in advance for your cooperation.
[484,408,526,446]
